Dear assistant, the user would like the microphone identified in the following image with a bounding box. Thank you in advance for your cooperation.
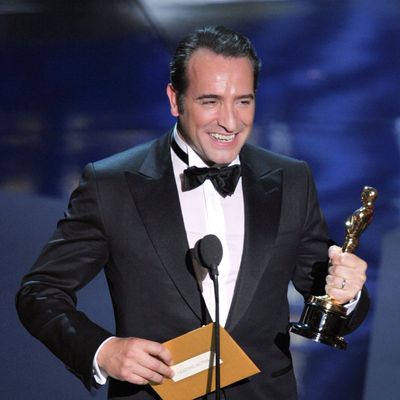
[194,234,223,400]
[194,234,223,279]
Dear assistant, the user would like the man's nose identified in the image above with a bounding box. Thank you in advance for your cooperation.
[217,104,238,132]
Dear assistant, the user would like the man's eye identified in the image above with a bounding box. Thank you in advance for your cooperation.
[201,100,217,105]
[239,99,252,105]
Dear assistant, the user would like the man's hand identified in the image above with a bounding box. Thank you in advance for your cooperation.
[97,337,174,385]
[325,245,367,304]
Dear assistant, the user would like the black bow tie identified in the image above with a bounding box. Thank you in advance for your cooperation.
[182,164,241,198]
[171,136,241,197]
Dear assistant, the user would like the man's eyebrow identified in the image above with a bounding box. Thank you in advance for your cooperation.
[196,94,221,100]
[237,94,255,100]
[195,94,255,100]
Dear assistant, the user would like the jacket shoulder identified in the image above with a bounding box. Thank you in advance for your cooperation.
[88,130,171,177]
[92,140,155,174]
[241,142,308,171]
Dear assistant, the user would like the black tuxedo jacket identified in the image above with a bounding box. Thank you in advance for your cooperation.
[16,131,369,399]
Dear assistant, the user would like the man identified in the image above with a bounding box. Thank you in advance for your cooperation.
[16,26,368,399]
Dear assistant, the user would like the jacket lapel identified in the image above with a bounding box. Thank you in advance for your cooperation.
[124,133,206,323]
[226,145,283,331]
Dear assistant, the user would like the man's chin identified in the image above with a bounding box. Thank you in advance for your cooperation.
[210,157,238,167]
[200,148,239,166]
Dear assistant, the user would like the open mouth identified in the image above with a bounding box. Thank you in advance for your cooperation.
[210,133,236,142]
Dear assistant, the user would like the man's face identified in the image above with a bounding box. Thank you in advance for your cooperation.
[167,48,255,166]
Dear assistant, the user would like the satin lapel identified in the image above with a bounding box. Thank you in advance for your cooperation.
[225,155,283,331]
[124,134,205,322]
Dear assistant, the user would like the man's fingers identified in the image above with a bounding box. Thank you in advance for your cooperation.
[138,350,175,380]
[327,263,366,287]
[141,340,173,366]
[329,246,367,271]
[124,363,164,385]
[124,339,174,380]
[326,286,353,304]
[326,275,348,289]
[326,245,368,304]
[97,337,174,384]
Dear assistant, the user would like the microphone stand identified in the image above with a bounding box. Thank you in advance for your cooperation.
[209,265,221,400]
[194,234,223,400]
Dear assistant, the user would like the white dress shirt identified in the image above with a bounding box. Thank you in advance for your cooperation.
[172,127,245,327]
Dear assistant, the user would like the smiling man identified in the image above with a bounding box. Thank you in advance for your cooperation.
[16,26,369,400]
[167,47,255,166]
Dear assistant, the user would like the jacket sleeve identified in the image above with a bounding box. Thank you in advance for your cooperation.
[16,163,113,389]
[291,162,369,336]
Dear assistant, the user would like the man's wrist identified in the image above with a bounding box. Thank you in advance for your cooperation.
[92,336,116,385]
[343,290,362,315]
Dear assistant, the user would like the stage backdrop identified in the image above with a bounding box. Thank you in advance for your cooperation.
[1,1,399,399]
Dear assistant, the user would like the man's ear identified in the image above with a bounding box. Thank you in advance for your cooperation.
[166,83,180,117]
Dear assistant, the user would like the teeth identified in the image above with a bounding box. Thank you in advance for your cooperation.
[210,133,235,142]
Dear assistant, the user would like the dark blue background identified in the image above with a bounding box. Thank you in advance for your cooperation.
[1,1,399,399]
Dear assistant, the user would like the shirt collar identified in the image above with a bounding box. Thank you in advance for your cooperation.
[172,124,240,168]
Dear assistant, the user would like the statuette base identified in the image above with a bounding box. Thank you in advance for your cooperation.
[289,295,348,350]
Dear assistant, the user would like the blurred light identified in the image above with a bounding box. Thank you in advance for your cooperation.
[0,2,43,14]
[145,0,288,4]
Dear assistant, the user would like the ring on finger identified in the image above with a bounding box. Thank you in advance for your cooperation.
[340,278,347,290]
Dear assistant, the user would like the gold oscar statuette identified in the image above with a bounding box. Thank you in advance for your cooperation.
[289,186,378,349]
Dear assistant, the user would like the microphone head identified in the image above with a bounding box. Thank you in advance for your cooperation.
[194,234,223,270]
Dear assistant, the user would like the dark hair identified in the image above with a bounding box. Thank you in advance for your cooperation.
[170,26,261,112]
